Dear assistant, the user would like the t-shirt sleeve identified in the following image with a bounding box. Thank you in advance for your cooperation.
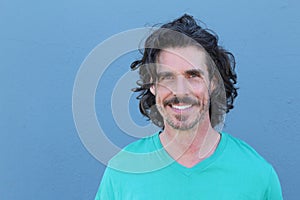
[264,166,283,200]
[94,168,115,200]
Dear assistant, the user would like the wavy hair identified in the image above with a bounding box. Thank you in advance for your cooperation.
[131,14,238,129]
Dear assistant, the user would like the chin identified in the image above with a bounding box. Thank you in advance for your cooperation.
[166,118,200,131]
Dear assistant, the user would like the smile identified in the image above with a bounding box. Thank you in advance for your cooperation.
[170,104,192,110]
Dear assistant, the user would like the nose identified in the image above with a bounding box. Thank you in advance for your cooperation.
[172,75,190,96]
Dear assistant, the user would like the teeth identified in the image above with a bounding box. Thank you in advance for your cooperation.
[172,104,192,110]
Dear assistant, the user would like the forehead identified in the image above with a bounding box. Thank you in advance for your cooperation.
[156,46,208,74]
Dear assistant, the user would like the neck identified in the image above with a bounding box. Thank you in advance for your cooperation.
[159,115,220,168]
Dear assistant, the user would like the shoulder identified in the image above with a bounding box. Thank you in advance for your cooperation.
[221,133,281,188]
[107,132,165,173]
[122,132,160,153]
[223,133,282,198]
[223,133,268,159]
[221,132,273,171]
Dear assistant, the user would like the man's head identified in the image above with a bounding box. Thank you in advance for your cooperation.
[150,46,212,131]
[131,14,238,130]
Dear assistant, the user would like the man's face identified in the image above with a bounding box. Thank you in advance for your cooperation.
[151,46,211,131]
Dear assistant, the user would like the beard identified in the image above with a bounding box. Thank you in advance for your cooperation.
[165,114,200,130]
[157,96,210,131]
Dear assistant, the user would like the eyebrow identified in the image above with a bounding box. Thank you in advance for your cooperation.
[184,69,204,76]
[156,71,174,78]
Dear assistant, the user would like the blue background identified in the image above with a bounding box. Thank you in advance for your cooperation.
[1,0,299,199]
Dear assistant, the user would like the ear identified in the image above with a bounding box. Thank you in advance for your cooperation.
[209,75,218,94]
[149,77,156,95]
[150,84,156,95]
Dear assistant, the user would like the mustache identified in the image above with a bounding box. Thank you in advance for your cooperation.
[163,96,200,107]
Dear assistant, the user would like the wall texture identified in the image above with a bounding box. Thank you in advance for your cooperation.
[1,0,299,199]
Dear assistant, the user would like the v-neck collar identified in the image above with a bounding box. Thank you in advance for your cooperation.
[152,131,228,176]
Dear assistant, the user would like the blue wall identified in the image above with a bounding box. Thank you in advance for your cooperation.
[1,0,299,199]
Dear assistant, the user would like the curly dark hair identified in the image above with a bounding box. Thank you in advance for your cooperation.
[130,14,238,129]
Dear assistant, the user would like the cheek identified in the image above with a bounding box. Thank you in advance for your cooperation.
[191,85,210,105]
[155,85,172,99]
[157,83,174,94]
[190,77,209,88]
[191,82,209,95]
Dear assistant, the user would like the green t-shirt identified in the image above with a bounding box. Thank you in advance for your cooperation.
[95,132,282,200]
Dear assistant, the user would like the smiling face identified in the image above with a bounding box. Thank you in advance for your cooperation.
[150,46,212,131]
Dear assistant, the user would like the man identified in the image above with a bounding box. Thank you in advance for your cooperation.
[95,14,282,199]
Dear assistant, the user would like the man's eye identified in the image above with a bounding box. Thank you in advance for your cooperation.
[165,75,174,79]
[187,73,199,78]
[160,75,174,81]
[186,70,202,79]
